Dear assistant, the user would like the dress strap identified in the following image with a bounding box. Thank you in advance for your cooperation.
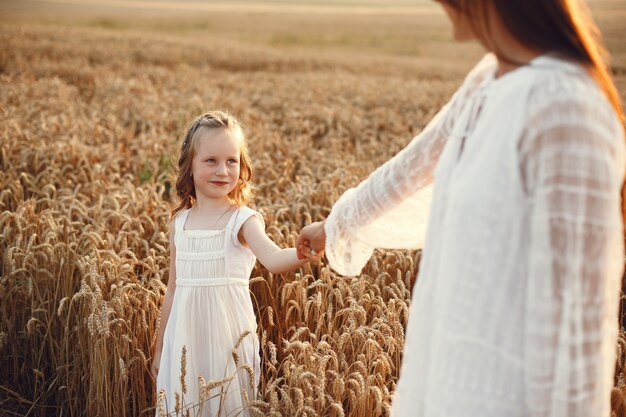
[224,207,241,232]
[174,209,191,239]
[227,206,265,249]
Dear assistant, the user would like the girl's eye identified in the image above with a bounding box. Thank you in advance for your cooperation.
[206,159,216,163]
[227,159,238,165]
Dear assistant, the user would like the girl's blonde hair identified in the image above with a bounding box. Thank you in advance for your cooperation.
[171,111,255,219]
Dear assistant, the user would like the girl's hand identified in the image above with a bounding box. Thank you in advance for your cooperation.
[297,241,325,262]
[296,221,326,260]
[151,350,161,380]
[298,242,325,263]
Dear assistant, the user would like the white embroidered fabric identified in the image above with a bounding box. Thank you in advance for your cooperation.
[324,53,625,416]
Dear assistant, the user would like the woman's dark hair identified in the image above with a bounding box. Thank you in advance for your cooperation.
[442,0,623,124]
[441,0,626,229]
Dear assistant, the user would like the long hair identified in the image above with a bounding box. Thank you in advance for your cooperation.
[441,0,626,230]
[443,0,623,123]
[171,111,255,219]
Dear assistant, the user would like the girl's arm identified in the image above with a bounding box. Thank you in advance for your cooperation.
[151,220,177,379]
[239,215,312,274]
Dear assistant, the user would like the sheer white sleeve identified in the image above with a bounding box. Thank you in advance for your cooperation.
[324,54,496,276]
[521,79,625,417]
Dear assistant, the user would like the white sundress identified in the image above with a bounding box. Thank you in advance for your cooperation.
[156,207,262,417]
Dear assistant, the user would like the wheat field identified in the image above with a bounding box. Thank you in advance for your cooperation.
[1,2,626,416]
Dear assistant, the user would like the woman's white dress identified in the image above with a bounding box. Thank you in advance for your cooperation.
[324,53,625,417]
[156,207,262,417]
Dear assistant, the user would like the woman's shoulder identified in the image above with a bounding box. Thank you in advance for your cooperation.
[470,53,498,77]
[521,54,624,159]
[462,53,498,89]
[526,54,621,132]
[528,54,599,99]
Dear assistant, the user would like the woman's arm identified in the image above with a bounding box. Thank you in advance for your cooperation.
[299,55,497,275]
[521,79,625,416]
[297,101,454,270]
[297,106,445,271]
[240,215,317,274]
[151,220,177,379]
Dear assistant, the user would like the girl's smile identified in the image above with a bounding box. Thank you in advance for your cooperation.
[191,127,242,201]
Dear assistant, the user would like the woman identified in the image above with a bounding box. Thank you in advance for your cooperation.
[297,0,625,416]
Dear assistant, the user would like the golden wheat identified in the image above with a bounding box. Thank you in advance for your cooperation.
[1,11,626,417]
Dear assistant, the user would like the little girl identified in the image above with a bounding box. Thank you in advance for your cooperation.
[151,111,318,416]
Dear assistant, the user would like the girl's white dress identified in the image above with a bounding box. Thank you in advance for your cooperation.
[156,207,262,417]
[324,53,625,417]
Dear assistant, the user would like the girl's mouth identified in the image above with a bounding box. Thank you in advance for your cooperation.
[210,181,229,186]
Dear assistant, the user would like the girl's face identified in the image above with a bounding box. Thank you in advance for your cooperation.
[191,127,241,202]
[438,1,477,42]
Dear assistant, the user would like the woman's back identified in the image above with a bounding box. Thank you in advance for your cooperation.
[389,53,625,417]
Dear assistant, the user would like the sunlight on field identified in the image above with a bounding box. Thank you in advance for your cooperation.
[28,0,442,15]
[1,1,626,416]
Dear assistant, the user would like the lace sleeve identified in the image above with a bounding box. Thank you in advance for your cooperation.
[521,79,625,416]
[323,55,496,276]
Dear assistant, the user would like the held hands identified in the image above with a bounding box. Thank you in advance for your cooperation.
[296,221,326,261]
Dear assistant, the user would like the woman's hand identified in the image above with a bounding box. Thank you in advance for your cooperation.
[151,350,161,380]
[296,221,326,260]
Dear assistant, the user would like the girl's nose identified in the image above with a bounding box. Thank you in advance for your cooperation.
[216,163,228,174]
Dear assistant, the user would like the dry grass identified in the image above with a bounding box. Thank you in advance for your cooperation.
[1,4,626,416]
